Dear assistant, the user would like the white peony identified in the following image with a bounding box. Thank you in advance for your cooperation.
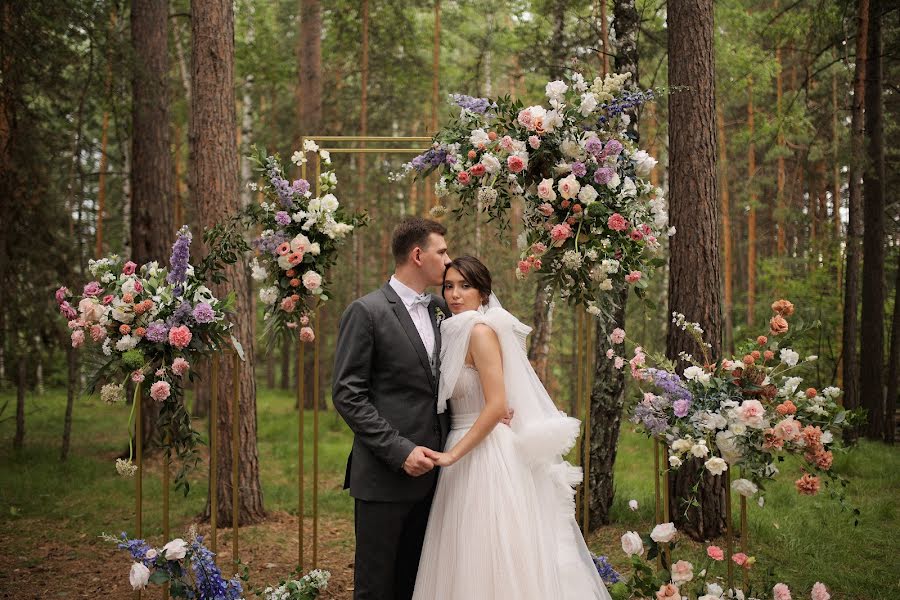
[579,92,598,116]
[606,172,621,188]
[620,531,644,556]
[578,184,598,205]
[469,128,490,147]
[545,80,569,102]
[162,538,188,560]
[129,562,151,590]
[779,348,800,367]
[705,457,728,476]
[731,478,758,497]
[650,522,677,543]
[259,287,279,306]
[632,149,659,177]
[320,194,339,213]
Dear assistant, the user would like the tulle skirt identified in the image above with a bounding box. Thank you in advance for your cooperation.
[412,418,610,600]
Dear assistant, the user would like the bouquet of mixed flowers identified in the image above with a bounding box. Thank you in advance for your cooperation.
[107,529,243,599]
[610,299,860,508]
[609,521,833,600]
[242,141,367,346]
[258,568,330,600]
[55,226,240,492]
[402,71,669,309]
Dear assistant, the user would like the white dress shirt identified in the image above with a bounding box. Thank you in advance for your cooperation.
[389,275,435,360]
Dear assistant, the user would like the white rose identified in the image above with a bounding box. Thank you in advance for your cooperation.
[683,366,704,381]
[545,79,568,102]
[302,271,323,291]
[544,109,563,132]
[620,176,637,198]
[580,92,598,116]
[129,562,151,590]
[690,443,710,458]
[704,456,728,476]
[669,455,683,468]
[650,522,677,543]
[308,242,321,255]
[480,154,501,174]
[259,287,279,305]
[578,184,598,205]
[632,149,659,177]
[779,348,799,367]
[620,531,644,556]
[537,178,556,201]
[731,478,758,497]
[162,538,188,560]
[557,174,581,200]
[469,128,490,147]
[671,559,694,585]
[628,499,639,511]
[671,438,692,453]
[320,193,339,212]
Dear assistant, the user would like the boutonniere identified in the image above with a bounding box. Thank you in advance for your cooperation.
[434,306,446,326]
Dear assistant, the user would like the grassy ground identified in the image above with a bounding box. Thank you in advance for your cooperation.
[0,386,897,598]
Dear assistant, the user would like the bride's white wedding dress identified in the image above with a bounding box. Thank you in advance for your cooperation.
[412,303,611,600]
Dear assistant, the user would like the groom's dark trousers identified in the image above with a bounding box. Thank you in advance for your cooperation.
[333,283,450,600]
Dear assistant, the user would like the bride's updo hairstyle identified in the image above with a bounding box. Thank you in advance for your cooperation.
[443,256,492,306]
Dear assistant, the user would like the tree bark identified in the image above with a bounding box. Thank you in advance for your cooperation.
[843,0,868,441]
[666,0,725,541]
[861,0,885,440]
[131,0,175,453]
[747,79,757,326]
[191,0,265,526]
[298,0,322,138]
[886,251,899,445]
[527,285,554,383]
[717,102,734,353]
[13,356,25,450]
[61,346,77,461]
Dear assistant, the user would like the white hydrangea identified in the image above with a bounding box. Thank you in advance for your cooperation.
[115,335,139,352]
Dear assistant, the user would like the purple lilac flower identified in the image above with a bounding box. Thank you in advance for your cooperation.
[646,367,693,403]
[272,176,293,207]
[145,321,169,343]
[673,398,691,418]
[275,211,291,226]
[450,94,493,115]
[584,137,604,156]
[192,302,215,324]
[292,178,310,195]
[593,555,621,585]
[593,167,616,185]
[571,162,587,177]
[166,226,192,292]
[166,301,194,328]
[409,146,452,171]
[190,536,243,600]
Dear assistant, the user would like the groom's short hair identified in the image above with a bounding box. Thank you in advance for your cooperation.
[392,217,447,264]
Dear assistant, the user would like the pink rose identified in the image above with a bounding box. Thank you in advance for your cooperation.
[90,324,107,342]
[456,171,470,185]
[517,260,531,276]
[83,281,102,297]
[537,178,556,201]
[538,203,555,217]
[172,358,190,377]
[71,330,85,348]
[655,583,680,600]
[131,370,145,383]
[132,280,143,293]
[736,399,766,428]
[670,560,693,585]
[549,223,572,246]
[102,294,114,305]
[281,297,297,313]
[607,213,628,231]
[506,154,525,173]
[625,271,642,284]
[299,326,315,343]
[500,135,515,151]
[150,380,171,402]
[302,271,323,291]
[168,325,192,349]
[59,301,77,319]
[123,261,137,276]
[773,417,801,441]
[773,583,792,600]
[530,242,547,255]
[811,582,830,600]
[517,108,534,129]
[610,328,625,344]
[706,545,724,561]
[528,135,540,149]
[55,286,69,304]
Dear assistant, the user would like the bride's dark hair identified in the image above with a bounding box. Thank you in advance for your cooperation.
[443,256,492,305]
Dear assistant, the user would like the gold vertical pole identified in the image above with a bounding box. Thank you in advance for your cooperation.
[210,356,219,553]
[574,310,583,522]
[740,467,749,590]
[231,351,240,567]
[725,468,734,590]
[134,382,142,600]
[162,439,170,600]
[297,338,306,570]
[653,438,661,571]
[662,445,671,568]
[581,312,592,535]
[313,306,321,567]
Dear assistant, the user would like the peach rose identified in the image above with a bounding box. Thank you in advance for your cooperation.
[769,315,789,335]
[299,326,315,343]
[706,545,724,561]
[655,583,680,600]
[771,299,795,316]
[795,473,820,495]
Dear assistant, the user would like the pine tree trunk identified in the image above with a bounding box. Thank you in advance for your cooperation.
[131,0,175,454]
[885,252,899,445]
[298,0,322,138]
[666,0,725,541]
[191,0,265,526]
[861,0,885,440]
[14,356,25,450]
[747,79,757,326]
[527,284,554,383]
[843,0,868,441]
[775,42,786,256]
[717,102,734,353]
[61,346,77,461]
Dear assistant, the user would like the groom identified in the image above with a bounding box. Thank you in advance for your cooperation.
[333,216,452,600]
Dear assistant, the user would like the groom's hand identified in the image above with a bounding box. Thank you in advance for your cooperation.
[403,446,435,477]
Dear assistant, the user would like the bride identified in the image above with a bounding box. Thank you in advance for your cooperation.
[413,256,610,600]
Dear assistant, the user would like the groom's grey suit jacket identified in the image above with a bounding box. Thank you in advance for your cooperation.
[333,282,451,502]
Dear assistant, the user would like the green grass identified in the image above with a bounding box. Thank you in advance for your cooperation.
[1,387,898,598]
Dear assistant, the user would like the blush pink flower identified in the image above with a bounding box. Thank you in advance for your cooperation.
[606,349,615,359]
[538,203,555,217]
[610,328,626,344]
[549,223,572,246]
[172,358,190,377]
[90,324,107,342]
[795,473,820,495]
[300,315,310,326]
[281,297,297,313]
[123,261,138,275]
[131,370,145,383]
[71,330,85,348]
[655,583,680,600]
[530,242,547,255]
[706,545,724,561]
[773,583,792,600]
[614,357,625,370]
[150,380,171,402]
[517,260,531,276]
[506,154,526,173]
[299,326,315,343]
[168,325,193,349]
[60,301,77,320]
[302,271,323,291]
[528,135,541,149]
[607,213,628,231]
[625,271,642,284]
[810,582,830,600]
[731,552,751,568]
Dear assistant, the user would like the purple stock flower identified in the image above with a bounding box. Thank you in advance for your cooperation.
[571,162,587,177]
[145,322,169,343]
[409,146,452,171]
[275,211,291,226]
[166,226,192,291]
[593,167,616,185]
[646,367,693,403]
[584,137,604,156]
[252,230,289,255]
[83,281,103,297]
[450,94,493,115]
[272,176,293,207]
[192,302,215,324]
[673,398,691,418]
[292,178,310,195]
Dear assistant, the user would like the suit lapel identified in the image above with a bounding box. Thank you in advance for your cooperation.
[428,302,442,377]
[382,283,436,390]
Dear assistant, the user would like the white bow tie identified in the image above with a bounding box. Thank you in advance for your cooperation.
[411,293,432,308]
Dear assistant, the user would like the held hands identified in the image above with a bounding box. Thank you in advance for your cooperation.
[422,447,457,467]
[403,446,436,477]
[500,407,515,427]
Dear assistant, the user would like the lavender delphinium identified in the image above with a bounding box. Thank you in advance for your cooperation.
[166,226,192,294]
[593,555,621,585]
[167,301,194,328]
[117,532,154,566]
[253,230,289,255]
[595,89,655,125]
[190,537,243,600]
[645,367,693,404]
[450,93,493,115]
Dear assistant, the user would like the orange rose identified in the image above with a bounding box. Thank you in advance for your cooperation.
[769,315,789,335]
[771,299,795,316]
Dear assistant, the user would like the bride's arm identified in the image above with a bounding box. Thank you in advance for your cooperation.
[425,323,507,467]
